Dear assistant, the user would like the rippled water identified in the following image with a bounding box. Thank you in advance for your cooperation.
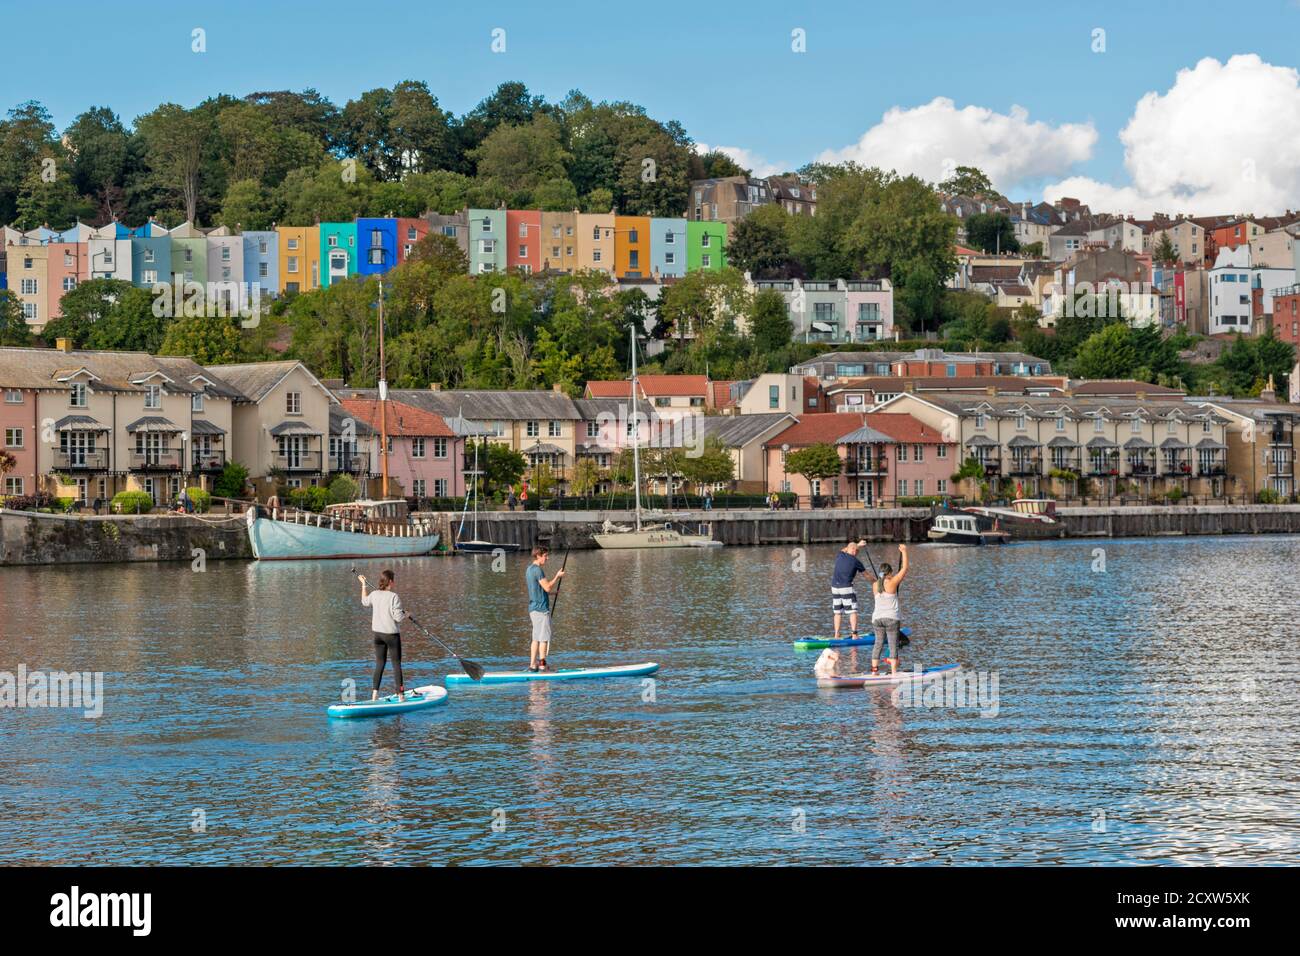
[1,536,1298,865]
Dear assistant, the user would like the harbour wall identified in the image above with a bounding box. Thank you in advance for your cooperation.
[4,504,1300,566]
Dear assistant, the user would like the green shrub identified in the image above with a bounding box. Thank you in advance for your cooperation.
[55,496,77,512]
[326,474,359,505]
[112,491,154,514]
[212,461,250,499]
[185,487,212,513]
[1164,487,1185,504]
[898,495,950,507]
[288,486,330,512]
[1256,488,1283,504]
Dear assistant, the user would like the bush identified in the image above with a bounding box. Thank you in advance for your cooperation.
[186,487,212,513]
[326,474,359,505]
[1164,487,1185,504]
[2,492,56,511]
[288,486,330,512]
[112,491,154,514]
[212,461,250,499]
[898,495,950,507]
[1256,488,1283,504]
[55,496,77,513]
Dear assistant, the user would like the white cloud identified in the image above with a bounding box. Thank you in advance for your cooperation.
[815,98,1097,192]
[1041,55,1300,217]
[693,142,787,178]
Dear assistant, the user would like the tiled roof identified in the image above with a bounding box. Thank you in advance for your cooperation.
[339,398,454,437]
[1070,380,1186,397]
[864,412,948,444]
[585,375,710,398]
[204,361,305,402]
[341,387,581,421]
[0,347,241,398]
[711,380,737,407]
[763,412,867,448]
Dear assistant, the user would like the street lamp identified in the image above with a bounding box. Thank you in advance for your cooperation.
[781,442,790,509]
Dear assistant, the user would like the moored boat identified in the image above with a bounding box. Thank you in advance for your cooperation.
[961,498,1063,540]
[926,512,1010,545]
[246,499,440,560]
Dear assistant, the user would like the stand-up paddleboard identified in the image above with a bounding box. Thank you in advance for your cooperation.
[793,627,911,651]
[816,663,959,689]
[326,684,448,718]
[446,662,659,685]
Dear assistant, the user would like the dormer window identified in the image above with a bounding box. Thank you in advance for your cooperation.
[69,383,88,408]
[145,384,162,409]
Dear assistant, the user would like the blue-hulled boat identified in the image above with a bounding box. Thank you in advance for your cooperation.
[246,500,440,560]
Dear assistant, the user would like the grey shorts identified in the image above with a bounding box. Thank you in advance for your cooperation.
[831,587,858,614]
[530,610,553,644]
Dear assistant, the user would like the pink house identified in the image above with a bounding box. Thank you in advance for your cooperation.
[1,386,38,497]
[763,411,957,505]
[339,398,467,500]
[506,210,542,274]
[46,242,85,320]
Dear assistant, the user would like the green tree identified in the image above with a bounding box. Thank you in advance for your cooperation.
[749,289,794,353]
[570,457,601,497]
[219,177,277,230]
[784,443,843,489]
[84,287,167,353]
[159,314,243,364]
[0,290,33,346]
[469,114,572,205]
[679,436,735,491]
[135,103,215,223]
[964,212,1019,253]
[938,165,996,197]
[728,204,794,277]
[466,441,526,497]
[1072,322,1139,378]
[212,460,250,498]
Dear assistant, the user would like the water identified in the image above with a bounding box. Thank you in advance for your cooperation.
[1,537,1298,865]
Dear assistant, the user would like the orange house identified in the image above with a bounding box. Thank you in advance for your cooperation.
[397,218,429,264]
[506,210,542,274]
[46,242,84,320]
[614,215,650,278]
[277,226,320,294]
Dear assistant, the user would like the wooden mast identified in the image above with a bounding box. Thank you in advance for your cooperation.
[378,277,389,499]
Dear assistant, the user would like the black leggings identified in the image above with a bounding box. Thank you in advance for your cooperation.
[372,631,404,692]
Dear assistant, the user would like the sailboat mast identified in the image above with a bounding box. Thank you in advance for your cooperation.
[378,278,389,499]
[630,325,642,532]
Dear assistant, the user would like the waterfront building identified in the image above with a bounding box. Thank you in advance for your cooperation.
[338,397,467,500]
[205,360,337,496]
[584,374,711,420]
[130,233,171,289]
[686,220,726,272]
[791,349,1055,381]
[749,277,893,344]
[614,215,650,279]
[649,217,687,278]
[397,217,429,264]
[1200,393,1299,500]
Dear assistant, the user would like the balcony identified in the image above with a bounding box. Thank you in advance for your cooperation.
[51,450,108,472]
[330,454,367,474]
[192,450,227,473]
[845,456,888,476]
[1047,458,1082,475]
[1007,456,1042,477]
[1198,463,1228,478]
[1087,456,1121,477]
[130,449,183,472]
[1126,459,1157,477]
[275,451,323,473]
[976,458,1002,476]
[1161,458,1194,478]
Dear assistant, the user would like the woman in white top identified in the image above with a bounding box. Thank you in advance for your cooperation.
[359,569,406,701]
[870,544,908,675]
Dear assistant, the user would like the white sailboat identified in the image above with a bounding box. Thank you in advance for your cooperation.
[592,328,720,549]
[455,438,521,553]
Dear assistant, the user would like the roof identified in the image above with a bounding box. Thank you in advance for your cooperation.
[269,420,321,436]
[205,361,333,404]
[764,413,867,448]
[863,412,947,444]
[698,413,796,448]
[339,388,582,422]
[827,375,1061,395]
[711,380,737,408]
[585,375,710,399]
[1070,380,1186,398]
[125,416,181,433]
[339,398,454,437]
[571,396,655,420]
[330,404,375,437]
[0,347,242,398]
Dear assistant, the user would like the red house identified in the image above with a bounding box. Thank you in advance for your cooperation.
[506,210,542,274]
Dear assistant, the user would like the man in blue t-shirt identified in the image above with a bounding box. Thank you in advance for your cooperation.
[526,545,566,672]
[831,538,869,641]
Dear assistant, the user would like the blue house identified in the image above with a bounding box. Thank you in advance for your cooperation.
[242,231,279,296]
[130,236,172,286]
[651,217,688,278]
[355,218,399,276]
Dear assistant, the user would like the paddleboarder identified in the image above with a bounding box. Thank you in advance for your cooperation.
[526,546,566,672]
[359,569,407,701]
[870,544,909,676]
[832,538,870,641]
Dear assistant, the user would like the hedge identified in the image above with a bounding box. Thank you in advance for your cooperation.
[112,491,155,514]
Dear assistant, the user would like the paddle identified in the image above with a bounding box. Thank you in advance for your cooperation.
[548,547,571,621]
[352,564,484,682]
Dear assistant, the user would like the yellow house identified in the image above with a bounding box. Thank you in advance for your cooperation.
[575,212,615,275]
[614,215,650,278]
[540,211,578,272]
[277,226,320,294]
[7,243,49,330]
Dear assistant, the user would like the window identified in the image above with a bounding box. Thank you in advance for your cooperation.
[592,226,601,241]
[1056,416,1066,431]
[288,238,299,251]
[144,249,155,263]
[20,278,37,295]
[4,389,22,404]
[629,251,639,269]
[974,413,986,429]
[69,383,88,408]
[22,303,36,320]
[552,246,561,258]
[1131,418,1141,434]
[259,262,269,278]
[482,218,492,233]
[221,267,231,280]
[61,277,77,292]
[221,247,231,261]
[565,246,573,257]
[143,270,157,285]
[897,479,908,497]
[701,254,711,268]
[665,252,676,265]
[586,421,600,438]
[518,223,528,238]
[769,385,780,409]
[518,245,527,259]
[287,256,299,274]
[412,479,426,498]
[4,428,22,448]
[482,239,495,254]
[286,391,302,415]
[897,444,908,462]
[548,421,562,438]
[328,235,338,247]
[184,249,193,263]
[913,444,924,461]
[433,438,447,459]
[192,393,204,412]
[937,479,947,494]
[701,233,711,248]
[1093,417,1104,433]
[937,445,948,459]
[434,479,447,497]
[5,477,23,495]
[664,230,675,244]
[403,244,413,258]
[145,384,161,409]
[526,421,539,438]
[592,250,602,263]
[64,252,74,267]
[1016,414,1027,430]
[1167,420,1177,434]
[946,364,957,377]
[412,438,425,459]
[259,239,269,254]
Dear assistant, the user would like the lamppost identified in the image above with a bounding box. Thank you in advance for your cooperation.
[781,442,790,509]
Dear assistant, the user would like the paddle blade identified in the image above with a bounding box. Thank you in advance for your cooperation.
[460,658,486,682]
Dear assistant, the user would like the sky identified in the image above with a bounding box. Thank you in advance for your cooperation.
[3,0,1300,216]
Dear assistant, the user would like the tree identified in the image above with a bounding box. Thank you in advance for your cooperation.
[570,457,601,498]
[964,213,1019,254]
[159,314,243,364]
[338,81,455,180]
[212,460,250,498]
[84,287,167,353]
[135,103,215,223]
[679,436,735,491]
[327,474,360,504]
[750,289,794,353]
[466,441,525,497]
[0,101,59,225]
[469,114,571,205]
[1152,233,1177,264]
[219,178,277,231]
[0,291,33,346]
[39,278,137,348]
[951,457,989,502]
[938,166,996,197]
[728,204,794,277]
[784,443,844,491]
[690,150,748,180]
[1072,322,1140,379]
[531,460,557,499]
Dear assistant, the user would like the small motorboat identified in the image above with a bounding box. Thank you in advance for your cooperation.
[926,512,1010,545]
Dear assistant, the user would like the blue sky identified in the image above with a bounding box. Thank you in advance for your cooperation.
[4,0,1299,213]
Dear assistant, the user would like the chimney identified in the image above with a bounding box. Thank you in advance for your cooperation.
[904,381,916,393]
[552,383,565,394]
[1135,390,1147,401]
[986,386,998,397]
[56,337,73,353]
[1260,374,1277,403]
[428,383,441,391]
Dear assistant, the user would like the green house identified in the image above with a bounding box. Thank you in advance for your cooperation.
[687,221,727,272]
[320,222,358,288]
